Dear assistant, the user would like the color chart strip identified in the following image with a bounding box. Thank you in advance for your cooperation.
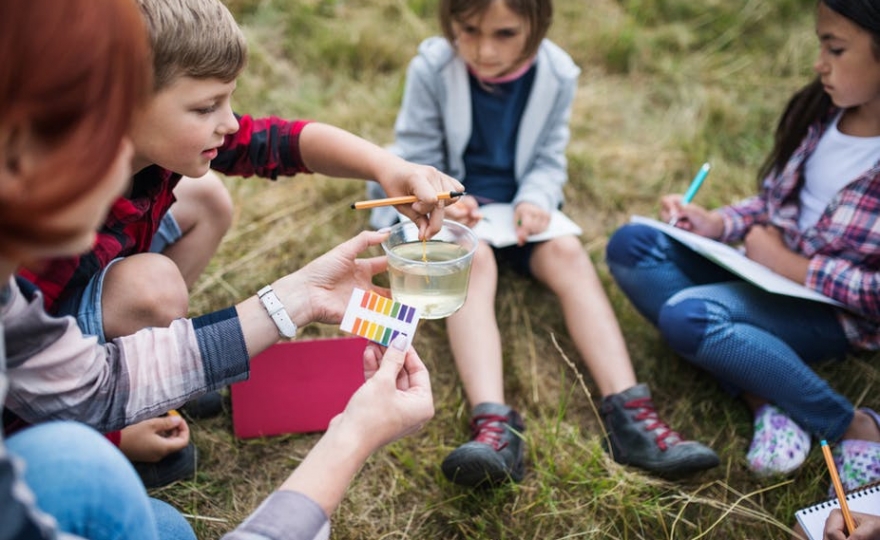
[339,288,420,348]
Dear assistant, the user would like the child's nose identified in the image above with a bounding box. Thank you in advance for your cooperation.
[219,105,240,135]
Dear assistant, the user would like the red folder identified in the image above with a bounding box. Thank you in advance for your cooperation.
[230,336,369,438]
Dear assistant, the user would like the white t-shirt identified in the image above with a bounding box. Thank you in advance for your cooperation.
[800,111,880,230]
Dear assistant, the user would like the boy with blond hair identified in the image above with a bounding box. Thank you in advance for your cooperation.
[18,0,461,488]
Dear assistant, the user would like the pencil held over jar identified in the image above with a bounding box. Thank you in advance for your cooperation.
[351,191,466,210]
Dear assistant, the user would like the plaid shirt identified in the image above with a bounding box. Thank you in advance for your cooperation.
[19,114,312,310]
[717,107,880,350]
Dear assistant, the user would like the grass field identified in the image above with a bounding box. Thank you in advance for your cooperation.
[159,1,880,538]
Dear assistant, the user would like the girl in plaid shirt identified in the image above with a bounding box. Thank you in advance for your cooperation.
[607,0,880,492]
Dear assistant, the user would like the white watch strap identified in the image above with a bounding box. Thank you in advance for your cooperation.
[257,285,297,339]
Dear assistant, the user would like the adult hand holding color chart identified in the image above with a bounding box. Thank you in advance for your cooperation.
[340,288,420,349]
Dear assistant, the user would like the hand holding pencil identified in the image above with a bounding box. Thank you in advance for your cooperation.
[821,439,857,537]
[667,162,711,226]
[351,191,466,210]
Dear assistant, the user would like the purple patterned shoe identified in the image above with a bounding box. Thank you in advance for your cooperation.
[829,408,880,495]
[746,404,811,476]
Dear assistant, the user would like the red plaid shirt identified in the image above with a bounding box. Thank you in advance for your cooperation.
[717,107,880,350]
[20,114,312,310]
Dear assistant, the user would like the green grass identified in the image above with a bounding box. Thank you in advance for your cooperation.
[160,0,880,538]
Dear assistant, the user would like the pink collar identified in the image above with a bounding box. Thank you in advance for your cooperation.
[468,57,536,84]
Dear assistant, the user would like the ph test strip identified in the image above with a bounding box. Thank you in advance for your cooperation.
[339,288,420,348]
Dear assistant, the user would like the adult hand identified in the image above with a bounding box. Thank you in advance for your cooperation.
[824,509,880,539]
[376,158,464,239]
[275,335,434,517]
[271,230,390,328]
[334,335,434,452]
[660,195,723,238]
[514,202,550,246]
[118,414,190,463]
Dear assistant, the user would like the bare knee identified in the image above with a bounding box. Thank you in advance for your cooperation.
[175,171,234,232]
[102,254,189,337]
[532,236,595,281]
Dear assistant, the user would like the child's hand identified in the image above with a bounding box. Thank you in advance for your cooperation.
[661,195,723,238]
[118,414,190,463]
[443,195,482,228]
[514,202,549,245]
[824,509,880,540]
[376,162,464,239]
[743,224,809,282]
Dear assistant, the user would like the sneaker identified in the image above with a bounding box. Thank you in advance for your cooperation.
[133,441,198,489]
[746,404,811,476]
[441,402,525,487]
[180,389,225,419]
[600,384,719,477]
[829,408,880,496]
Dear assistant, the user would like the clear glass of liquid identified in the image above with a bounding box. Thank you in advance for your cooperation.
[382,219,477,319]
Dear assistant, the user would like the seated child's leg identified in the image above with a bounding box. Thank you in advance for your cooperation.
[605,223,734,325]
[100,253,189,339]
[530,236,720,478]
[446,242,504,406]
[6,421,178,540]
[442,242,525,488]
[530,236,636,396]
[156,171,233,288]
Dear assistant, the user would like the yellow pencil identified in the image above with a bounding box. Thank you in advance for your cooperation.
[821,439,856,535]
[350,191,465,210]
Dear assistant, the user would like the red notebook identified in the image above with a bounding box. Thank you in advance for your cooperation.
[230,336,369,438]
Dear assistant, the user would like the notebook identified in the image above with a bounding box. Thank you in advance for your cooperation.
[795,482,880,539]
[472,203,583,248]
[230,336,369,439]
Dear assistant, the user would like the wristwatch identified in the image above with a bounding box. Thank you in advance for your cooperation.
[257,285,297,339]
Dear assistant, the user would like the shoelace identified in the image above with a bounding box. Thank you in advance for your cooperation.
[624,397,683,451]
[469,413,509,451]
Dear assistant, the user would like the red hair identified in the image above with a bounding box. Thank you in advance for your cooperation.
[0,0,151,256]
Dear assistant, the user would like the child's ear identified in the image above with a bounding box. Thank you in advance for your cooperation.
[0,125,36,203]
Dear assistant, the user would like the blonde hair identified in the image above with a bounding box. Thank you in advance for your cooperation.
[135,0,248,91]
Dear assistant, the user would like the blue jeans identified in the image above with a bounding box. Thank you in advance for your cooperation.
[6,421,195,540]
[606,223,854,441]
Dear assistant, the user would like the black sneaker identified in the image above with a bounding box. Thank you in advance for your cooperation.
[180,389,225,419]
[600,384,719,478]
[133,441,198,489]
[441,402,525,487]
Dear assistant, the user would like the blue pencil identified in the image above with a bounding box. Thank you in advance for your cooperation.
[681,162,711,204]
[669,162,711,225]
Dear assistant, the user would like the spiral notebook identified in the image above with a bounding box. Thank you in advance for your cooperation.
[795,482,880,539]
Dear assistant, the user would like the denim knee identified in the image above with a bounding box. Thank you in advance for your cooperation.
[606,223,665,269]
[658,296,711,357]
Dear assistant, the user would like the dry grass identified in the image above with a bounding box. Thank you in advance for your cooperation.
[159,0,880,538]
